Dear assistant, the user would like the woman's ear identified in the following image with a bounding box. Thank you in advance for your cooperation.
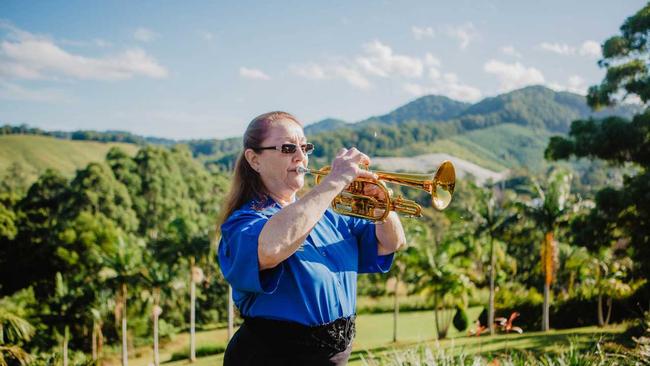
[244,148,261,172]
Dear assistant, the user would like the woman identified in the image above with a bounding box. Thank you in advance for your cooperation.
[218,111,406,365]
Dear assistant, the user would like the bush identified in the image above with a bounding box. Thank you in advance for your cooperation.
[453,305,469,332]
[169,344,226,362]
[356,295,432,314]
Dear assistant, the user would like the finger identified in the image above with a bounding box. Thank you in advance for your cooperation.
[359,153,371,166]
[344,147,359,158]
[336,148,348,158]
[350,151,371,166]
[356,169,378,181]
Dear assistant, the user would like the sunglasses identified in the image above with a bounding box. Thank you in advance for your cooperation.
[256,143,315,155]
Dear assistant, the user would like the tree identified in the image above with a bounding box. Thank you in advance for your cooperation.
[49,272,79,366]
[413,233,474,339]
[141,258,174,366]
[520,168,576,331]
[0,309,34,366]
[473,185,518,335]
[101,236,143,366]
[1,169,69,297]
[152,217,209,363]
[545,3,650,288]
[67,162,138,233]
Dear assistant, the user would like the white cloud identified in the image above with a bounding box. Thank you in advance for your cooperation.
[579,40,600,58]
[548,75,588,95]
[484,60,545,92]
[239,67,271,80]
[133,27,158,42]
[403,79,482,102]
[411,26,435,40]
[290,63,327,80]
[356,40,423,78]
[424,53,441,67]
[539,42,575,55]
[403,64,482,102]
[501,45,522,58]
[539,40,601,58]
[0,39,168,80]
[333,66,371,90]
[445,22,477,50]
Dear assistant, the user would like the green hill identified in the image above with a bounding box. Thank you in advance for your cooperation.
[454,85,639,133]
[390,123,551,172]
[0,135,138,182]
[304,118,350,134]
[360,94,470,126]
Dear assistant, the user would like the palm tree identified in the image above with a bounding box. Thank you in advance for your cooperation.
[152,218,210,363]
[415,238,474,339]
[474,186,518,335]
[585,249,642,327]
[522,168,574,331]
[89,289,112,365]
[101,236,143,366]
[0,309,34,366]
[141,259,173,366]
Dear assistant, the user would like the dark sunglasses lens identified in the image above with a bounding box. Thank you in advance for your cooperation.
[281,144,298,153]
[303,143,314,154]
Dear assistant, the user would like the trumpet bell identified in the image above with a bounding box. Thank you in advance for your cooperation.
[432,160,455,210]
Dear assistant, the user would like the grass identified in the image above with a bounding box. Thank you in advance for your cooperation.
[0,135,138,183]
[111,307,628,366]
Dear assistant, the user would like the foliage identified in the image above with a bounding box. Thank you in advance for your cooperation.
[360,340,648,366]
[168,344,226,362]
[452,305,469,332]
[545,2,650,288]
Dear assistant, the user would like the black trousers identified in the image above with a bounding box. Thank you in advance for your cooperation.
[223,316,355,366]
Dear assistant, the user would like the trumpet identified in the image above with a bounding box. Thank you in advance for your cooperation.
[297,160,455,222]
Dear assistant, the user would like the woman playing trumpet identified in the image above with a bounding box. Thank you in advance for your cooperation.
[218,111,406,365]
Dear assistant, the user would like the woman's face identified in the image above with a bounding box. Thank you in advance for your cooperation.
[246,119,308,202]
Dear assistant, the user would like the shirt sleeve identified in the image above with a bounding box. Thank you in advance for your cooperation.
[218,210,284,294]
[346,215,394,274]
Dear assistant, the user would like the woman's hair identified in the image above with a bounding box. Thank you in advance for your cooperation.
[218,111,302,226]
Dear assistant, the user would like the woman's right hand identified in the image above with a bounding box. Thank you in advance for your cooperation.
[324,147,378,188]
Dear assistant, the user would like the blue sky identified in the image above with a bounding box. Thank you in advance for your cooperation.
[0,0,645,139]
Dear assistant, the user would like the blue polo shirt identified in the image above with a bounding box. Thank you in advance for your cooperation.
[218,198,394,326]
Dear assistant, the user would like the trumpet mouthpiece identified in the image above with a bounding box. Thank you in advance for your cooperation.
[295,166,309,174]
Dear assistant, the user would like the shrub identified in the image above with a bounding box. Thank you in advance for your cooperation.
[169,344,226,362]
[453,305,469,332]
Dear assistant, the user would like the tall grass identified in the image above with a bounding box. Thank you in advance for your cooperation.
[360,340,650,366]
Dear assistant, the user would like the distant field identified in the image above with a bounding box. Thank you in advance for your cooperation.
[0,135,139,182]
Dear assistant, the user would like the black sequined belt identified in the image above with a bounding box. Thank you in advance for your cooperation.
[243,315,356,356]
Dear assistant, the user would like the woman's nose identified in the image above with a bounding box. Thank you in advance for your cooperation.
[293,147,307,161]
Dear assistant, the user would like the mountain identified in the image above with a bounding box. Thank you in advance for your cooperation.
[304,118,349,135]
[1,85,644,179]
[454,85,640,133]
[359,95,470,126]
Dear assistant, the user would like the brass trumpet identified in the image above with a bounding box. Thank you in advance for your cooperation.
[297,160,455,222]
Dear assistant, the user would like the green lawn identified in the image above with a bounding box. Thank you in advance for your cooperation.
[0,135,138,182]
[115,307,626,366]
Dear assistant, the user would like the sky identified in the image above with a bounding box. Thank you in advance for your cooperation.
[0,0,646,140]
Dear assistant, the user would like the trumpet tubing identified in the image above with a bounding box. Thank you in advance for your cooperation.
[298,160,455,221]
